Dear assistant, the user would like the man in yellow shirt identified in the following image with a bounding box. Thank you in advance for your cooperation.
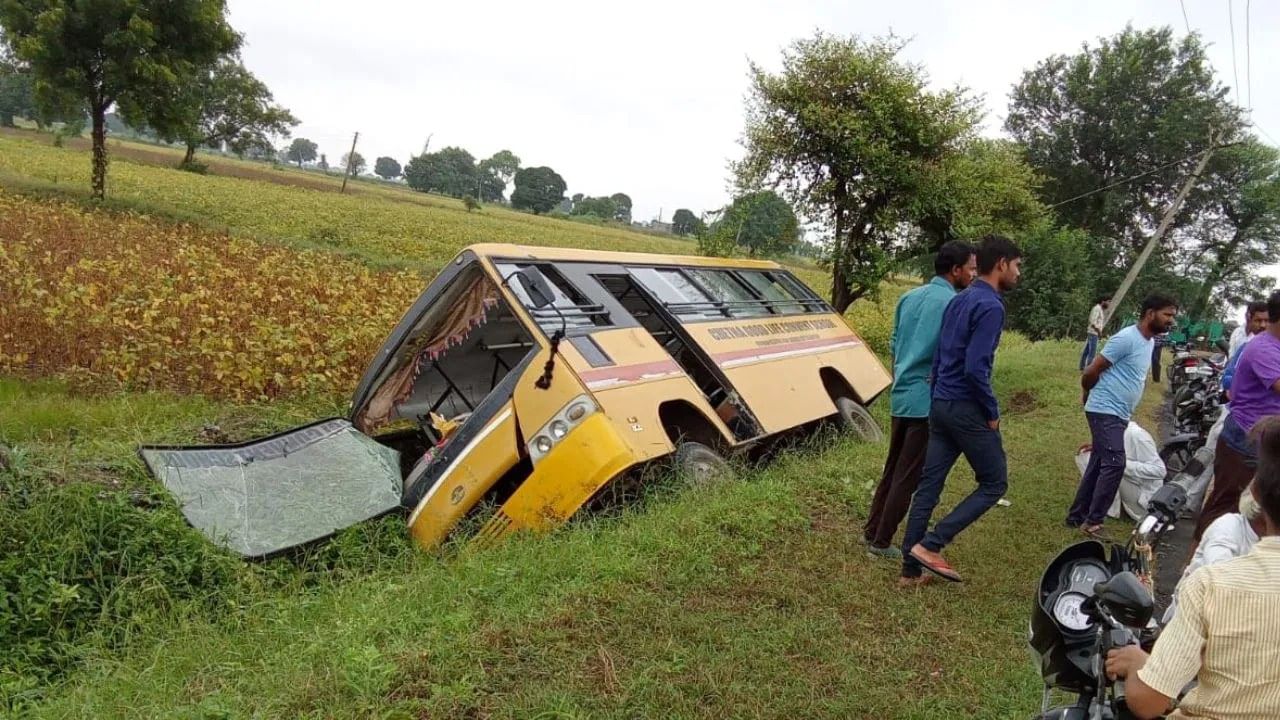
[1105,416,1280,719]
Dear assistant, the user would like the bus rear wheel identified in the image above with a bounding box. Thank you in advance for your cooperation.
[834,397,883,443]
[673,441,731,486]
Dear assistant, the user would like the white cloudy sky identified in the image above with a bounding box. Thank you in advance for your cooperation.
[228,0,1278,267]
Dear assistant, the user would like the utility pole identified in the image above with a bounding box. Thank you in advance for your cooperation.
[340,131,359,194]
[1101,136,1219,330]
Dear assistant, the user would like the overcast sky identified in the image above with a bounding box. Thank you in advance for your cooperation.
[228,0,1278,278]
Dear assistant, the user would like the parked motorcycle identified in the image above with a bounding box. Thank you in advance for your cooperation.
[1029,483,1188,719]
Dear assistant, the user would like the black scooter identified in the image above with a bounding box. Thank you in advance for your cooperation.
[1029,483,1188,719]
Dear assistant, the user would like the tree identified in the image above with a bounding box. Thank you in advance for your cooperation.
[463,194,480,213]
[0,0,240,199]
[476,158,507,202]
[571,196,618,220]
[1003,224,1097,340]
[0,51,35,127]
[1177,139,1280,315]
[373,156,402,180]
[373,155,401,179]
[164,56,297,166]
[610,192,633,222]
[672,208,700,236]
[511,166,567,214]
[710,191,800,256]
[341,151,366,175]
[734,33,981,312]
[286,138,318,167]
[317,153,328,171]
[403,146,477,197]
[1006,26,1241,270]
[485,149,520,184]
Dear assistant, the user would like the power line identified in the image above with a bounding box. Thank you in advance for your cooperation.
[1179,0,1191,33]
[1228,0,1241,108]
[1046,147,1217,210]
[1246,0,1253,110]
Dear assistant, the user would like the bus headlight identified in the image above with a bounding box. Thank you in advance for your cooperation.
[527,394,599,463]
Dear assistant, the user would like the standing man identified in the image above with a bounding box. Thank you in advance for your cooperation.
[1195,290,1280,540]
[1081,295,1111,371]
[864,241,977,559]
[1067,294,1178,535]
[899,235,1023,585]
[1229,301,1270,358]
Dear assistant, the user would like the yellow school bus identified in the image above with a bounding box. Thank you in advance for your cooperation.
[140,244,891,558]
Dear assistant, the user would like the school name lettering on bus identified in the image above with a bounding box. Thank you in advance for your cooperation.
[706,318,837,341]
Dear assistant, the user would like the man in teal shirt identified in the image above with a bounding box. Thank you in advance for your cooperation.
[864,241,976,559]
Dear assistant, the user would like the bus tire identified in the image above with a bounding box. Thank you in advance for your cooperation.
[673,442,731,486]
[835,397,883,443]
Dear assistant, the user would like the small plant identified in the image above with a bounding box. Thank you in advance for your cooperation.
[177,159,209,175]
[462,194,480,213]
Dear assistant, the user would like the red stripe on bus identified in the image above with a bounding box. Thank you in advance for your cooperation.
[711,335,862,364]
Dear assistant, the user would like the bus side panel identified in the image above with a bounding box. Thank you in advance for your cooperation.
[685,312,891,433]
[591,376,733,461]
[406,402,520,549]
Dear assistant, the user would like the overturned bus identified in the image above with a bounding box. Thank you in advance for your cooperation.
[141,244,891,557]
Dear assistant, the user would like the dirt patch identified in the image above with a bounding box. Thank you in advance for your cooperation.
[1005,389,1041,415]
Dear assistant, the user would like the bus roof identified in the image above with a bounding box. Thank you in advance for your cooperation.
[462,243,785,270]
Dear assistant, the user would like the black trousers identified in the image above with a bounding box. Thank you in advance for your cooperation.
[863,416,930,549]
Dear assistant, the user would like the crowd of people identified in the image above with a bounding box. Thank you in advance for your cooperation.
[864,237,1280,717]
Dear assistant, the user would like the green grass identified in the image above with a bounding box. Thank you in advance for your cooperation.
[14,341,1149,719]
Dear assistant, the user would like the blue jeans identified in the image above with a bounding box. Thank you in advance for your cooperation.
[1080,334,1099,371]
[1066,412,1127,526]
[900,399,1008,578]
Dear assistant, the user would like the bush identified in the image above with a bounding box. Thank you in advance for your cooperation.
[0,472,246,693]
[177,159,209,175]
[1004,225,1095,340]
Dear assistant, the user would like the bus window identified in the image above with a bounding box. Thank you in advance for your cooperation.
[687,269,771,318]
[494,262,610,332]
[629,267,724,320]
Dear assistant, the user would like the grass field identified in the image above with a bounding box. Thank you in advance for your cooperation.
[0,132,1142,718]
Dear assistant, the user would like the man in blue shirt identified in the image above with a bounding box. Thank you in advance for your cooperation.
[900,235,1023,585]
[864,241,977,559]
[1067,294,1178,535]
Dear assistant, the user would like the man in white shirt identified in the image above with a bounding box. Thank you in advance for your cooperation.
[1073,421,1166,521]
[1162,491,1263,623]
[1228,300,1269,358]
[1080,295,1110,371]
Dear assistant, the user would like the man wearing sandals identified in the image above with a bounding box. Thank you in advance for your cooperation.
[899,236,1022,586]
[1066,294,1179,536]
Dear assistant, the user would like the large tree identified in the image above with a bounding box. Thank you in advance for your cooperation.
[0,0,241,199]
[511,166,566,215]
[1006,26,1241,272]
[711,191,799,256]
[286,137,318,167]
[404,146,477,197]
[341,151,366,175]
[0,49,35,127]
[610,192,633,222]
[476,158,507,201]
[734,33,982,312]
[671,208,701,236]
[485,149,520,185]
[164,56,297,165]
[373,156,401,180]
[1176,139,1280,315]
[571,195,617,220]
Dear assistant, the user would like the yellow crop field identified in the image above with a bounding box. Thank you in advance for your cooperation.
[0,134,901,400]
[0,190,424,400]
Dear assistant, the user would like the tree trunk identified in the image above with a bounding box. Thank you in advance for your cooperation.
[1193,229,1245,316]
[183,143,197,165]
[90,105,108,200]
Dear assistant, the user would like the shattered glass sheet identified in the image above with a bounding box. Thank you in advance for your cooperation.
[140,419,402,557]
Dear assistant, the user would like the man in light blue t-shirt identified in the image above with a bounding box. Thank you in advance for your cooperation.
[1066,294,1178,534]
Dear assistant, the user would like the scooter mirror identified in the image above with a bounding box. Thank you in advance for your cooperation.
[1146,483,1187,522]
[1093,572,1153,629]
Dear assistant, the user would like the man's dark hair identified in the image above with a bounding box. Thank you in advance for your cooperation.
[934,241,977,276]
[1139,293,1178,317]
[975,235,1022,275]
[1267,291,1280,323]
[1251,416,1280,523]
[1096,294,1112,305]
[1247,300,1268,319]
